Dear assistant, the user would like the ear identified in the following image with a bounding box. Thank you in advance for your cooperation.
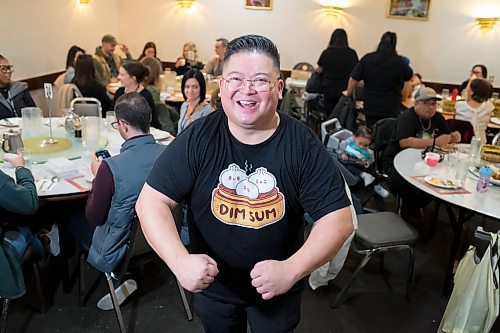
[277,79,285,100]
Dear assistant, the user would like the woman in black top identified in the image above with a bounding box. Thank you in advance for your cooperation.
[346,31,413,129]
[316,29,358,115]
[113,61,161,129]
[72,54,112,117]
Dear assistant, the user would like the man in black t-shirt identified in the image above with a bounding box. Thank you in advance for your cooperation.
[383,87,461,212]
[136,35,353,332]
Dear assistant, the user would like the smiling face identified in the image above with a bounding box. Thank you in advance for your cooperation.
[118,66,137,89]
[184,78,201,102]
[219,52,283,132]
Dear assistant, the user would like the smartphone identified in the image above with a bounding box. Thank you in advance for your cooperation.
[95,149,111,159]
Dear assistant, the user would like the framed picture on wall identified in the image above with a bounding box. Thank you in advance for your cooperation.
[245,0,272,10]
[387,0,431,20]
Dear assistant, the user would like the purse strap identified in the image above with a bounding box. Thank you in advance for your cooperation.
[490,233,499,289]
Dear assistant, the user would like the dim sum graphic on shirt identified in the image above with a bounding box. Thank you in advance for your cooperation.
[211,163,285,229]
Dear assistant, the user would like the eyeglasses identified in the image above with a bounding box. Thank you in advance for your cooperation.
[110,119,129,129]
[221,76,279,92]
[0,65,14,74]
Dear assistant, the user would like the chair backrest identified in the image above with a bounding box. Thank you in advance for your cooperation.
[446,119,474,143]
[70,97,102,117]
[53,73,65,90]
[371,118,397,173]
[54,83,82,114]
[155,103,179,135]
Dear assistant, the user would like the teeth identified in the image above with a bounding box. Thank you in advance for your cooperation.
[239,101,256,106]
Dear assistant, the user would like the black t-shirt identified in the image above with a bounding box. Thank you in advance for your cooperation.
[113,87,161,129]
[351,52,413,118]
[318,47,358,81]
[146,111,350,304]
[76,80,112,117]
[383,108,450,169]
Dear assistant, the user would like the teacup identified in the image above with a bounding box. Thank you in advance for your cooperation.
[424,152,440,167]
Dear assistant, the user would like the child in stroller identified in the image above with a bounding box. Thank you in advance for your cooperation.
[338,126,389,198]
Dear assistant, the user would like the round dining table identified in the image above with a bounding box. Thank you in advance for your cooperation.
[394,147,500,295]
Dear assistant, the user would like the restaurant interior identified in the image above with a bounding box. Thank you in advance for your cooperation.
[1,0,500,332]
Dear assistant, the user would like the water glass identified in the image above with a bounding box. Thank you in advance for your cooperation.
[106,111,116,131]
[492,92,499,100]
[82,116,101,148]
[488,76,495,84]
[79,150,93,177]
[454,156,472,186]
[441,88,450,100]
[447,148,459,167]
[469,136,481,160]
[17,148,32,169]
[21,107,43,138]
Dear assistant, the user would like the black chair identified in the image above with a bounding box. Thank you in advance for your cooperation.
[79,212,192,333]
[331,211,418,308]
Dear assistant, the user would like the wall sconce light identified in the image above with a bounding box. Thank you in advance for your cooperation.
[476,17,499,30]
[79,0,89,3]
[322,5,343,17]
[177,0,195,9]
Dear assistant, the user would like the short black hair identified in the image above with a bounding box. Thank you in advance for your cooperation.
[114,92,151,133]
[122,61,149,84]
[181,69,206,105]
[224,35,280,70]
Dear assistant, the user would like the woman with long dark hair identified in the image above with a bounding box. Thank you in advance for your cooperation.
[72,54,111,116]
[178,69,211,133]
[316,28,358,115]
[345,31,413,128]
[113,61,161,128]
[64,45,85,84]
[138,41,161,64]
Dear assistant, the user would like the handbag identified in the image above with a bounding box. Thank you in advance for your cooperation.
[438,233,500,333]
[328,95,357,132]
[305,71,323,94]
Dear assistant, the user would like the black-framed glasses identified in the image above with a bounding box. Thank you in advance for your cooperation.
[0,65,14,74]
[110,119,129,129]
[221,76,279,92]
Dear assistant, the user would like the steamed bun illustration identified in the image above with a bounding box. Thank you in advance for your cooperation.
[235,179,259,199]
[220,163,247,189]
[247,167,276,194]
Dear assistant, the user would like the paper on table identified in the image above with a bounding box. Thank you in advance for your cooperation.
[65,175,92,192]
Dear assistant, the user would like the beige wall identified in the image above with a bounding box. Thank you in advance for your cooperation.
[1,0,499,85]
[0,0,120,80]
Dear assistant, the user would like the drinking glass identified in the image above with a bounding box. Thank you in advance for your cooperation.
[17,148,32,169]
[454,156,472,186]
[488,76,495,84]
[79,150,93,178]
[492,92,499,100]
[21,107,43,138]
[469,136,481,160]
[106,111,116,131]
[447,148,459,167]
[82,116,101,148]
[441,88,450,100]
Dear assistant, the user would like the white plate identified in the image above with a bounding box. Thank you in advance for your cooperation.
[424,176,461,189]
[491,117,500,125]
[151,128,171,140]
[0,118,20,127]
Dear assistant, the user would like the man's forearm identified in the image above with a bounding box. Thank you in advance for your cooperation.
[285,207,353,283]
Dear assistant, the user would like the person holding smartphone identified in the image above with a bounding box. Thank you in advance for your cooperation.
[68,92,165,311]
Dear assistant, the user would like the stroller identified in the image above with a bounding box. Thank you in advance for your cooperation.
[321,118,377,213]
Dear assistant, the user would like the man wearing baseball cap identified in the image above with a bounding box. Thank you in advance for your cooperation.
[382,87,461,218]
[93,34,133,86]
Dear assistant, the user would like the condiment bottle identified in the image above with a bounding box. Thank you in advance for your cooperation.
[476,167,493,193]
[451,88,459,101]
[74,116,82,138]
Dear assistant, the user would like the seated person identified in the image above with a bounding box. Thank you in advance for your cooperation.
[64,45,85,84]
[338,126,389,198]
[178,69,211,134]
[1,153,51,262]
[210,87,222,111]
[383,87,461,217]
[137,41,161,64]
[455,78,493,144]
[93,34,133,86]
[140,56,162,105]
[204,38,228,77]
[68,92,166,310]
[174,42,204,76]
[458,64,487,94]
[72,54,112,117]
[0,54,36,120]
